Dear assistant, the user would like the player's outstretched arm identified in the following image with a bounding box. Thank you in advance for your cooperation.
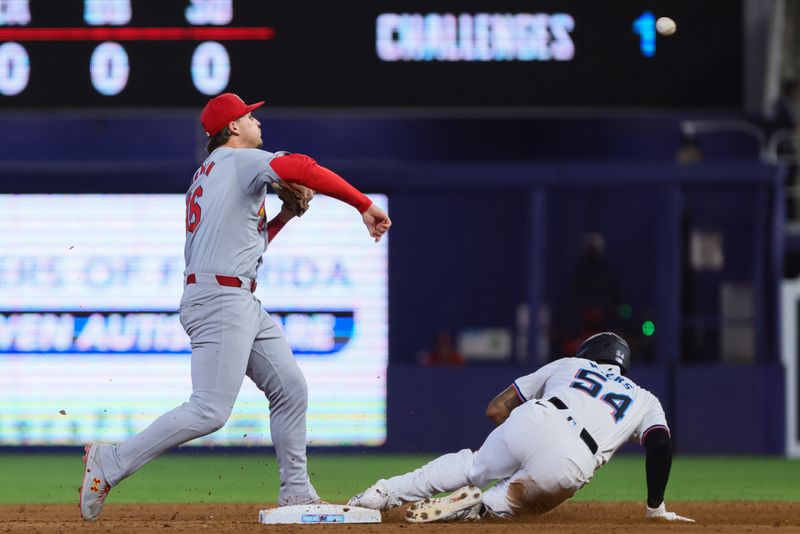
[485,386,523,425]
[270,153,391,242]
[642,427,694,523]
[270,154,372,212]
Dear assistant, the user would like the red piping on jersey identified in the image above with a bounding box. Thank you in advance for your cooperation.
[641,424,670,444]
[269,153,372,213]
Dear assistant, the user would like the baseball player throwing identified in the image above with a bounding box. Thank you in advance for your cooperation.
[79,92,391,521]
[349,332,693,523]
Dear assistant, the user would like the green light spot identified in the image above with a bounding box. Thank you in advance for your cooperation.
[642,320,655,336]
[619,304,633,319]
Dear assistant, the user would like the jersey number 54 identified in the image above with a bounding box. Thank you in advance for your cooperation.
[570,368,632,423]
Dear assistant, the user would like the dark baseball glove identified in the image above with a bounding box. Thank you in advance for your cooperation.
[271,180,315,217]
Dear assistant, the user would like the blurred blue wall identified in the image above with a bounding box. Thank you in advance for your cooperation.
[387,363,784,455]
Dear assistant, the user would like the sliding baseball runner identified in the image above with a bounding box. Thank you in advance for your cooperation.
[349,332,693,524]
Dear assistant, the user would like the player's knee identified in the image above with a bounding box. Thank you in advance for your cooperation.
[458,449,491,484]
[286,376,308,409]
[187,395,234,433]
[205,413,228,432]
[201,404,233,433]
[509,476,575,515]
[268,371,308,411]
[285,364,308,395]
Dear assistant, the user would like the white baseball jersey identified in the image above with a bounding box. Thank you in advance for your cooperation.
[183,147,284,280]
[513,357,669,465]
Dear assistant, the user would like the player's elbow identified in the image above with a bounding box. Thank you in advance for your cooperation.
[642,427,672,455]
[485,403,508,425]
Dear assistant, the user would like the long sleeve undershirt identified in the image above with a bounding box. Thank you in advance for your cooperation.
[269,153,372,213]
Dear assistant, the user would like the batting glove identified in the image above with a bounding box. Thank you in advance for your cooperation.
[645,502,695,523]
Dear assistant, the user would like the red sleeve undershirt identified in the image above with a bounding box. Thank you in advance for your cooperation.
[269,153,372,213]
[266,217,287,243]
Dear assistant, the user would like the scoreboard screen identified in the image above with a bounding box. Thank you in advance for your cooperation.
[0,0,742,108]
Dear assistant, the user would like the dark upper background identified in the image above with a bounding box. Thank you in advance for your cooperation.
[2,0,742,108]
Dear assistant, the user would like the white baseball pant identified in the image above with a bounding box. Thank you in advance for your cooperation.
[380,400,597,515]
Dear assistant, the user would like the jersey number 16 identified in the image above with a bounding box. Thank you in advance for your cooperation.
[185,186,203,233]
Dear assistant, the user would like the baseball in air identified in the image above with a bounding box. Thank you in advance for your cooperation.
[656,17,677,36]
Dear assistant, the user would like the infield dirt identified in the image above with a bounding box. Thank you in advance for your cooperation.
[1,502,799,533]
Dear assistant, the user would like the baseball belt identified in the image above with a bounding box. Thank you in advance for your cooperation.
[546,397,599,455]
[186,273,257,293]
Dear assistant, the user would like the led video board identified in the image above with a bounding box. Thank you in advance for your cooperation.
[0,194,388,446]
[0,0,742,108]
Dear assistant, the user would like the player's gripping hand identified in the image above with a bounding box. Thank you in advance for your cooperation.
[362,204,391,242]
[271,180,315,217]
[645,502,695,523]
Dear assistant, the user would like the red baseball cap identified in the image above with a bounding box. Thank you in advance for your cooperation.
[200,93,265,136]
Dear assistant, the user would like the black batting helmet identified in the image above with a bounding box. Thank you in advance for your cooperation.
[575,332,631,375]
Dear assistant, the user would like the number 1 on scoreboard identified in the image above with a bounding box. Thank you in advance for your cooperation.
[633,11,656,58]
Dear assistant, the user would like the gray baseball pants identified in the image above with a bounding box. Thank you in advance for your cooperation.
[98,281,319,505]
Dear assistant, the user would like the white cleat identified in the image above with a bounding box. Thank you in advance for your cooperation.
[405,485,483,523]
[347,481,392,511]
[78,443,112,521]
